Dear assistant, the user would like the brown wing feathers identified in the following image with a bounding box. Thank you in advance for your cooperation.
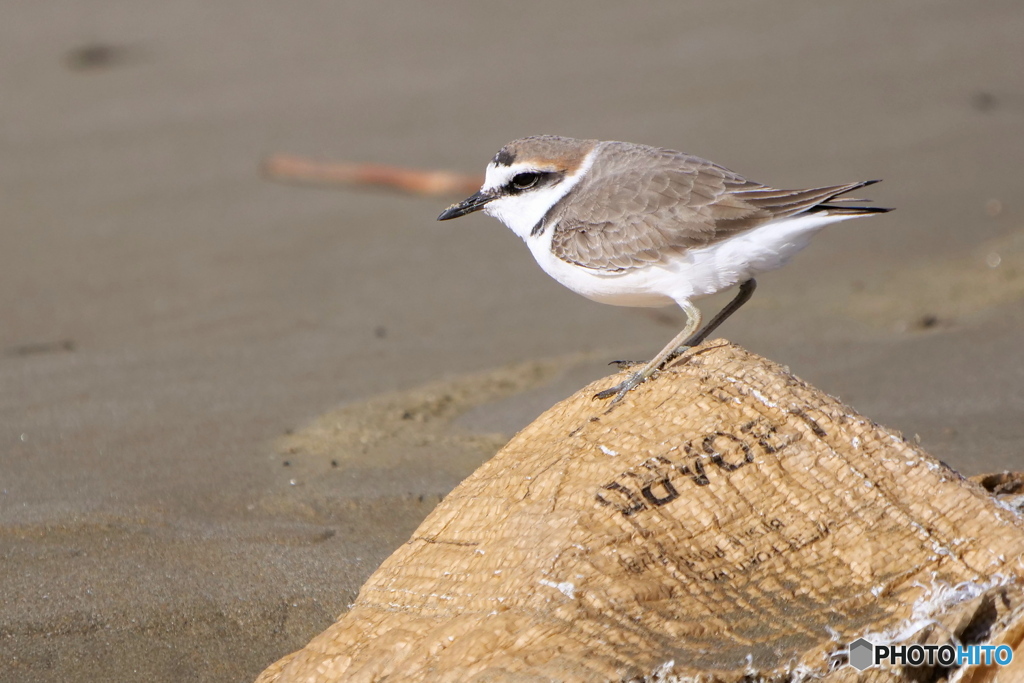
[550,146,887,272]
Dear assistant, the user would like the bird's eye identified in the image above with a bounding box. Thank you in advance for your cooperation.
[511,172,541,190]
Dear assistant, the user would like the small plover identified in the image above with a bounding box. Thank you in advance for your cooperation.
[438,136,890,405]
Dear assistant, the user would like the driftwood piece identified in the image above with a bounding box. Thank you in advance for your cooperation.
[256,341,1024,682]
[261,154,482,198]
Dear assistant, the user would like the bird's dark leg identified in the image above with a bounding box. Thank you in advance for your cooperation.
[670,278,757,358]
[595,279,757,406]
[660,279,756,367]
[595,301,702,406]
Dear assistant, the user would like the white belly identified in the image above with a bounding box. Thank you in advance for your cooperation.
[526,240,677,307]
[525,212,856,308]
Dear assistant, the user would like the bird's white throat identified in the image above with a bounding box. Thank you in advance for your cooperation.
[482,150,598,241]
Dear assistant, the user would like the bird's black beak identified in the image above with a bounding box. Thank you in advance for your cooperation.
[437,190,495,221]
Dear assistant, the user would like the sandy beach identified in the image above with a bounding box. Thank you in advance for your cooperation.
[1,2,1022,680]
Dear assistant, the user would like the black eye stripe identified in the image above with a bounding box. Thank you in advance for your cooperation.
[506,171,562,193]
[512,172,540,189]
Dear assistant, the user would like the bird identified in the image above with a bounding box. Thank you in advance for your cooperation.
[437,135,890,405]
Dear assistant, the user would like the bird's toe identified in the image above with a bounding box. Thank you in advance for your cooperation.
[608,359,646,369]
[594,371,648,405]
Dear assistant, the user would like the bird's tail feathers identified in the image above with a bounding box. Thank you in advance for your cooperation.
[810,180,892,216]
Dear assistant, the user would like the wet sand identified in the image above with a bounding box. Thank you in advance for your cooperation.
[1,2,1022,681]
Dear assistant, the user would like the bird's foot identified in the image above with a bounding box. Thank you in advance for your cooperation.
[607,359,645,369]
[594,345,695,408]
[593,370,649,406]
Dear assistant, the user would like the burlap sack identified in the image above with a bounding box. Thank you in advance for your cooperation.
[256,341,1024,682]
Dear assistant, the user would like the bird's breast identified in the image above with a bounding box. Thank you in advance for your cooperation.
[524,232,677,308]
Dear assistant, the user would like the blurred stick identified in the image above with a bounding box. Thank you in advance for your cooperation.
[262,154,482,198]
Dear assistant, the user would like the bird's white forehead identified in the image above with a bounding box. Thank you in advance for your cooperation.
[482,160,559,193]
